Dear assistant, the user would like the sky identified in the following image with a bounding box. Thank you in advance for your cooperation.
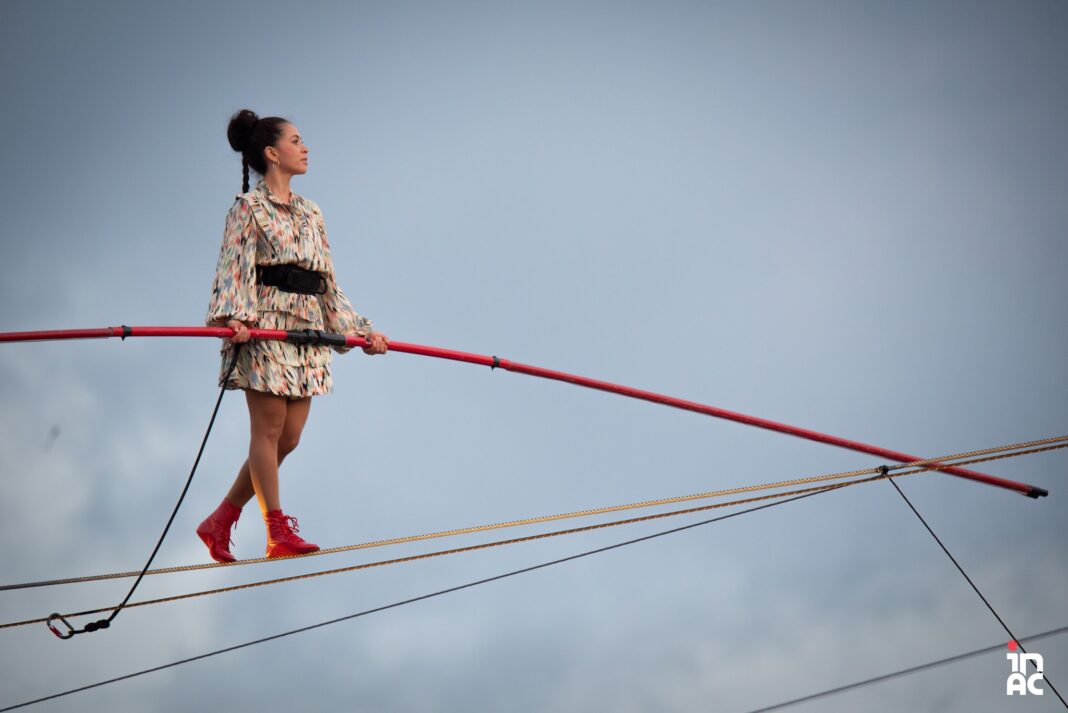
[1,1,1066,711]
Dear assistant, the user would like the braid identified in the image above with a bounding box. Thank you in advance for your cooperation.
[227,109,288,192]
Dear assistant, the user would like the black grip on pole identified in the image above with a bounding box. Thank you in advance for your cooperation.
[285,329,347,347]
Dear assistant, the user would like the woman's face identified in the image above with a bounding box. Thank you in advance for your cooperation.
[265,123,308,176]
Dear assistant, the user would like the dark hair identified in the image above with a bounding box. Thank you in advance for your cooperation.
[227,109,290,193]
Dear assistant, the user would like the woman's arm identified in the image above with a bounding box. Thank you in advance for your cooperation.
[206,198,259,337]
[310,200,386,354]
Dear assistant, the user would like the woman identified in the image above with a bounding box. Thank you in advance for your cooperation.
[197,109,388,562]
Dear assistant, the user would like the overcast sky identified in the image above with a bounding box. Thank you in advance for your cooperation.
[1,1,1066,711]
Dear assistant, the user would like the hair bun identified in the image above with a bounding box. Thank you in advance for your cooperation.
[227,109,260,152]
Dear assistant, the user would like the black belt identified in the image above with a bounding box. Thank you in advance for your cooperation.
[257,264,327,295]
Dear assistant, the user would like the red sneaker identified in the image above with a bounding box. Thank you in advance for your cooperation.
[265,510,320,558]
[196,499,242,563]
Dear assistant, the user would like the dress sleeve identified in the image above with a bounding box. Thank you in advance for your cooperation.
[312,202,374,354]
[322,278,374,354]
[206,198,259,326]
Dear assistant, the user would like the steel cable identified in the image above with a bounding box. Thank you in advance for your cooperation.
[886,475,1067,708]
[746,625,1068,712]
[4,434,1063,593]
[0,487,839,712]
[3,438,1062,632]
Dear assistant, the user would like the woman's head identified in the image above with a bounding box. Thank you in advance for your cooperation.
[227,109,307,193]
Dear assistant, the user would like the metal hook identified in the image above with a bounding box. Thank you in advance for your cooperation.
[47,613,75,640]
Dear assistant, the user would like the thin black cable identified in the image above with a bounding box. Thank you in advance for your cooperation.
[884,469,1066,709]
[47,344,243,639]
[1,488,831,711]
[746,624,1068,712]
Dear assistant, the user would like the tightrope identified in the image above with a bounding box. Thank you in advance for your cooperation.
[3,439,1062,632]
[3,434,1064,593]
[1,480,864,631]
[0,487,840,712]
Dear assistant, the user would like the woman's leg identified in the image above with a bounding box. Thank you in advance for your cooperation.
[201,392,315,561]
[277,396,313,462]
[222,460,256,508]
[223,396,313,508]
[251,393,319,556]
[243,388,290,513]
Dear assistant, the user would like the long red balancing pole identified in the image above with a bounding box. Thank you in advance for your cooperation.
[1,325,1048,498]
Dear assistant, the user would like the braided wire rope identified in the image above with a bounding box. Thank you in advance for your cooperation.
[3,483,1064,713]
[1,481,851,631]
[3,439,1062,632]
[3,433,1063,593]
[0,487,838,712]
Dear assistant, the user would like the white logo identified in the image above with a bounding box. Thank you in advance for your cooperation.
[1007,640,1044,696]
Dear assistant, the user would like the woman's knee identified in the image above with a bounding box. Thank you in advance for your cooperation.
[277,397,311,459]
[277,432,301,458]
[246,391,289,444]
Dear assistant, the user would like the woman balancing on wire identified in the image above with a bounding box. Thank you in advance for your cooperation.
[197,109,389,562]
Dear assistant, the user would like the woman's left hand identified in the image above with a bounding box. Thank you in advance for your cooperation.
[362,332,389,355]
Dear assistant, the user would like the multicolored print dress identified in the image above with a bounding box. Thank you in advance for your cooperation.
[205,180,373,397]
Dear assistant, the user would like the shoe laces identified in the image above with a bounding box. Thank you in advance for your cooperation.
[229,519,238,548]
[270,512,303,536]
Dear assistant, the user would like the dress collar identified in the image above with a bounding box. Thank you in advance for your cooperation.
[254,179,301,208]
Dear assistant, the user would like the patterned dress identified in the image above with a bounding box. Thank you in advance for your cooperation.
[205,180,373,397]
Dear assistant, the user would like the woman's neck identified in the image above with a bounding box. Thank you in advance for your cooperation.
[264,170,293,203]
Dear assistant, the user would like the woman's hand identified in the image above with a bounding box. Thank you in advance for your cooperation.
[362,332,389,355]
[226,319,251,343]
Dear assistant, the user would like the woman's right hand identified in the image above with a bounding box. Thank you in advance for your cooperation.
[226,319,251,343]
